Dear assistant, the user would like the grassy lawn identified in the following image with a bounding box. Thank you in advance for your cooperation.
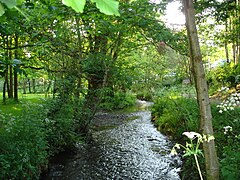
[0,93,51,115]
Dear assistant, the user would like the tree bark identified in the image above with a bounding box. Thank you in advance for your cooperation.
[14,35,19,101]
[8,37,13,98]
[183,1,220,180]
[224,21,229,62]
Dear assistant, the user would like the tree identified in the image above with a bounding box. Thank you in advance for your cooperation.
[183,0,220,180]
[0,0,120,16]
[195,0,240,64]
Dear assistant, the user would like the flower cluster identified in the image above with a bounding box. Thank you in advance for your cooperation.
[217,92,240,113]
[170,132,214,180]
[218,86,229,93]
[170,132,214,156]
[223,126,233,134]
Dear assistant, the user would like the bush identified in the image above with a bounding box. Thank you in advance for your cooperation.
[44,98,80,155]
[136,90,153,101]
[151,97,199,139]
[211,100,240,180]
[152,88,240,180]
[0,107,48,179]
[100,91,136,110]
[0,98,81,179]
[207,64,240,94]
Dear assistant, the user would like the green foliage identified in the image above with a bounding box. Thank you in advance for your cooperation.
[62,0,119,15]
[0,97,83,179]
[211,103,240,180]
[154,87,240,179]
[0,104,48,179]
[152,90,199,139]
[207,63,240,94]
[0,0,119,16]
[100,89,136,110]
[44,98,81,155]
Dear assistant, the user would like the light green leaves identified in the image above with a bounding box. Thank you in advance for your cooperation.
[62,0,120,16]
[0,0,16,9]
[0,3,5,16]
[0,0,17,16]
[62,0,86,13]
[0,0,120,17]
[91,0,120,16]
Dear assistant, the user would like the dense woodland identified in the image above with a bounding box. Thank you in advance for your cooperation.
[0,0,239,179]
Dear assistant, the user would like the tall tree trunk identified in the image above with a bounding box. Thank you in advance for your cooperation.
[236,0,240,64]
[14,35,19,101]
[9,65,13,98]
[183,1,220,180]
[28,79,31,93]
[224,21,229,62]
[32,79,36,93]
[3,69,7,104]
[233,43,237,64]
[13,67,18,101]
[23,79,27,94]
[8,37,13,98]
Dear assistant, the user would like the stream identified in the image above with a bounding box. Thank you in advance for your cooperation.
[43,100,181,180]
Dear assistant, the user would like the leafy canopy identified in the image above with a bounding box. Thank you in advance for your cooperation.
[0,0,120,16]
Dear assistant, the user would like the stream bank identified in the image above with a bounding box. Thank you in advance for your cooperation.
[42,100,181,179]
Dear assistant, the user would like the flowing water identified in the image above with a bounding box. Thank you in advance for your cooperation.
[44,100,181,180]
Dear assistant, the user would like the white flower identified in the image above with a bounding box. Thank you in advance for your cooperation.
[219,110,223,113]
[230,107,234,110]
[171,147,178,156]
[183,132,202,140]
[223,126,233,134]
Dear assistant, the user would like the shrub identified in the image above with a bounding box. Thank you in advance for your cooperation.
[153,87,240,179]
[211,97,240,180]
[151,97,199,139]
[100,91,136,110]
[0,107,48,179]
[44,98,80,155]
[0,98,81,179]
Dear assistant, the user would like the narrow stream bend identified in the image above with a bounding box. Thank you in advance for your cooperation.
[47,101,181,180]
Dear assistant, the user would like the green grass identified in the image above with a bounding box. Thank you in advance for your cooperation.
[0,93,51,115]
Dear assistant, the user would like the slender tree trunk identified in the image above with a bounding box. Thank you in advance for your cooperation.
[9,65,13,98]
[183,1,220,180]
[8,37,13,98]
[14,35,19,101]
[13,67,18,101]
[236,0,240,64]
[3,70,7,104]
[224,21,229,62]
[32,79,36,93]
[23,79,27,94]
[28,79,31,93]
[233,43,237,64]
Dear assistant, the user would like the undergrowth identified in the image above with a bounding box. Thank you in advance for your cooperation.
[0,97,80,179]
[152,86,240,180]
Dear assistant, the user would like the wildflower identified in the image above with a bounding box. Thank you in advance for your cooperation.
[183,132,202,140]
[230,107,234,110]
[171,147,178,156]
[223,126,233,134]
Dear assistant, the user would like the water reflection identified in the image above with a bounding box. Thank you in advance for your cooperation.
[44,101,181,180]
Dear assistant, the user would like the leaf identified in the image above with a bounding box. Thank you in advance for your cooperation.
[0,0,16,9]
[62,0,86,13]
[0,3,5,16]
[17,0,24,5]
[91,0,120,16]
